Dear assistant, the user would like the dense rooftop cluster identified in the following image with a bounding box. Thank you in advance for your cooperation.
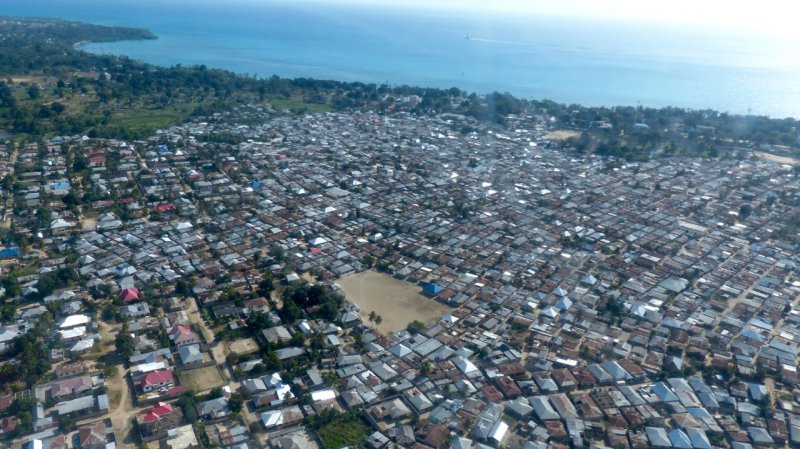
[0,104,799,449]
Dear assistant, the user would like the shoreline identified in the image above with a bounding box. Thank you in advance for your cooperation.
[55,19,798,119]
[80,37,797,119]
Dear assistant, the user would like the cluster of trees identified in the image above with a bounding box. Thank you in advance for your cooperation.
[309,409,372,449]
[0,331,51,386]
[115,319,135,359]
[280,284,344,322]
[34,266,79,299]
[1,397,37,437]
[367,311,383,328]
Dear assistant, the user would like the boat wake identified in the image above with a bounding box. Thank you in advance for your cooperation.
[466,37,538,47]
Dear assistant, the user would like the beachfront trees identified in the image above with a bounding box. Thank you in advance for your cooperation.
[368,311,377,327]
[374,315,383,328]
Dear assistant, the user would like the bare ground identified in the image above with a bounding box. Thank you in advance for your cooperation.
[546,130,580,141]
[754,151,800,165]
[178,365,226,394]
[227,338,259,355]
[337,271,452,333]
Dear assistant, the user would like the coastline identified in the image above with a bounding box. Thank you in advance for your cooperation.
[55,7,799,119]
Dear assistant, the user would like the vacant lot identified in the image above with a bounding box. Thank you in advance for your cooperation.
[754,151,799,165]
[546,130,580,141]
[316,414,371,449]
[337,271,452,333]
[178,365,226,393]
[227,338,259,355]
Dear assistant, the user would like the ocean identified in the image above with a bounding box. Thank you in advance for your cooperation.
[3,0,800,118]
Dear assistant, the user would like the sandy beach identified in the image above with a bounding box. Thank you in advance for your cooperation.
[337,271,452,334]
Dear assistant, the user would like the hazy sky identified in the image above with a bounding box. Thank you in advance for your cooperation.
[288,0,799,37]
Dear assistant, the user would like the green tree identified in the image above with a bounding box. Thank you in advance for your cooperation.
[368,311,377,327]
[177,393,198,423]
[27,84,40,100]
[407,320,425,334]
[229,393,244,412]
[420,360,431,375]
[115,319,135,359]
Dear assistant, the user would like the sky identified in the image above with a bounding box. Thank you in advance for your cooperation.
[285,0,800,38]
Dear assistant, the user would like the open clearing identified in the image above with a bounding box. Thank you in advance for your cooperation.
[316,414,371,449]
[337,271,452,333]
[178,365,226,393]
[754,151,799,165]
[546,130,580,140]
[227,338,259,355]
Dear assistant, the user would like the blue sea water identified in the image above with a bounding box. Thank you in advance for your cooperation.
[3,0,800,118]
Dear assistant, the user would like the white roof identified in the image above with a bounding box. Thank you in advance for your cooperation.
[454,356,479,374]
[60,314,90,328]
[59,326,87,339]
[70,338,96,352]
[275,384,293,401]
[136,361,166,373]
[311,388,336,402]
[260,410,283,427]
[489,421,509,442]
[264,372,283,387]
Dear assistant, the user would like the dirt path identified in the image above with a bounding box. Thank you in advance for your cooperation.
[96,321,139,449]
[186,297,215,343]
[1,144,19,228]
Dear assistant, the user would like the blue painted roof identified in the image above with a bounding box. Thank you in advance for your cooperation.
[652,381,679,402]
[0,248,20,258]
[423,283,445,295]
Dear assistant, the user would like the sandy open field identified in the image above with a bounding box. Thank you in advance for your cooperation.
[178,365,226,393]
[754,151,799,165]
[227,338,259,355]
[546,130,580,141]
[337,271,452,333]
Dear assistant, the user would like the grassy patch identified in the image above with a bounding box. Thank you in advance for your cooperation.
[315,414,371,449]
[109,105,194,134]
[269,98,332,114]
[178,365,226,393]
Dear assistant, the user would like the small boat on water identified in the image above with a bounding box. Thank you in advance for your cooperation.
[465,34,471,40]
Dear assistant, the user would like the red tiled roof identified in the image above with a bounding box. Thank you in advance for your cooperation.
[118,288,141,303]
[140,402,174,423]
[0,417,17,434]
[0,393,13,411]
[153,203,175,213]
[141,370,174,387]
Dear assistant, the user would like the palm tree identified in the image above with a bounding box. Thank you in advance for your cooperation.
[374,315,383,328]
[368,311,377,326]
